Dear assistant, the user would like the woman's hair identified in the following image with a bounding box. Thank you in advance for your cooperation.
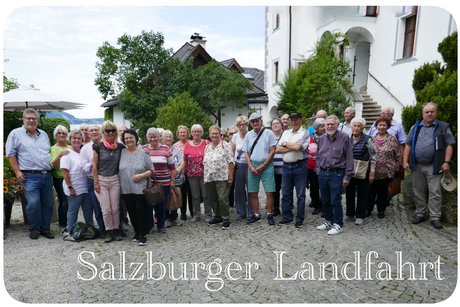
[101,120,118,139]
[271,118,281,125]
[209,125,221,134]
[350,117,366,127]
[175,125,190,138]
[191,124,204,133]
[146,127,160,137]
[313,118,326,129]
[122,129,139,145]
[375,117,391,128]
[162,129,174,139]
[53,125,69,139]
[68,129,84,141]
[235,115,248,126]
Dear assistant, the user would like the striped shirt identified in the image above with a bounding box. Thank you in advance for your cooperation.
[142,144,176,186]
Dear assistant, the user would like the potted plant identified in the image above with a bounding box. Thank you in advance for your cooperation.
[3,156,24,228]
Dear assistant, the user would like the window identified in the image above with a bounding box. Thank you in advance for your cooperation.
[274,13,280,30]
[366,6,378,17]
[402,7,418,58]
[273,61,279,84]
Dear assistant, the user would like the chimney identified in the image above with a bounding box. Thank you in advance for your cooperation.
[190,32,207,48]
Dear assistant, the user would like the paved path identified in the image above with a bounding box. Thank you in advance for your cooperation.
[3,194,457,304]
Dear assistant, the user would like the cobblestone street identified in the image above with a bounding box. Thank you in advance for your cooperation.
[3,193,457,304]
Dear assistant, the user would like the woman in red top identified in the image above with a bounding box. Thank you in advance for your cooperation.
[183,124,211,222]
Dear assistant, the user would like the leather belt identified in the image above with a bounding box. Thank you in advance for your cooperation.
[21,170,51,174]
[284,159,306,165]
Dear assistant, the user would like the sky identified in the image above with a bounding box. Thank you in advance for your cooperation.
[2,3,266,119]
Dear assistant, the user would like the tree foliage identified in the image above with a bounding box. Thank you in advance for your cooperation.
[95,31,251,131]
[154,92,213,139]
[278,33,352,118]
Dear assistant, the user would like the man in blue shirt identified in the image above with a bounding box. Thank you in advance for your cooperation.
[6,109,55,240]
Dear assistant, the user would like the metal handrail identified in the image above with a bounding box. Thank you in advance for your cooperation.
[368,72,405,108]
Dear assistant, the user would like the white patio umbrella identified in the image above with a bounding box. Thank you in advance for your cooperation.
[3,88,86,112]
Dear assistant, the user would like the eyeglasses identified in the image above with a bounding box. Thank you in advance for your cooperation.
[105,129,116,134]
[220,134,227,137]
[24,117,38,121]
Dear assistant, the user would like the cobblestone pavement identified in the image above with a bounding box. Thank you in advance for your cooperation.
[2,193,457,304]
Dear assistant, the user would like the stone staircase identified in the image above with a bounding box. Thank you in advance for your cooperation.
[360,90,382,130]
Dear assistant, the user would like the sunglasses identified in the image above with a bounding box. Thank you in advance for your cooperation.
[105,129,116,134]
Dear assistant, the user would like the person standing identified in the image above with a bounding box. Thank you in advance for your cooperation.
[315,115,354,235]
[173,125,193,220]
[92,121,125,243]
[280,113,291,131]
[307,118,326,215]
[203,125,235,230]
[61,130,94,236]
[81,124,106,237]
[276,112,310,228]
[6,109,55,240]
[232,116,253,220]
[270,118,284,216]
[50,125,70,233]
[308,110,328,136]
[403,102,455,229]
[119,129,153,246]
[243,112,276,225]
[338,106,355,137]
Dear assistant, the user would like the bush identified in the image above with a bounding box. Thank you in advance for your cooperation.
[39,118,71,143]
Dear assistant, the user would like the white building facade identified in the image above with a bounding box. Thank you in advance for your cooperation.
[264,6,457,123]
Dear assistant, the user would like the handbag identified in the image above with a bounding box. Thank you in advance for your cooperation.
[167,186,182,211]
[143,184,164,206]
[387,178,401,197]
[352,159,369,179]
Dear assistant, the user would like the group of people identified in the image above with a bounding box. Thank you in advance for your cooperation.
[4,102,454,245]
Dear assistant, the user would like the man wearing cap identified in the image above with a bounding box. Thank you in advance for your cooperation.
[403,102,455,229]
[315,115,354,235]
[5,108,55,240]
[243,112,277,225]
[276,112,310,228]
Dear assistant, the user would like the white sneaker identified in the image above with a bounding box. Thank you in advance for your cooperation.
[327,223,343,235]
[355,218,364,226]
[317,221,333,230]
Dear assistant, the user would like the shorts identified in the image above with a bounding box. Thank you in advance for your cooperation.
[247,161,276,193]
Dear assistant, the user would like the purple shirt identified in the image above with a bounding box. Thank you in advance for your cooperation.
[315,131,354,181]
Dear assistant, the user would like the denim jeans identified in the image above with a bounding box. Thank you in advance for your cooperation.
[281,159,308,222]
[318,169,345,226]
[234,162,253,218]
[52,176,68,228]
[87,178,105,233]
[67,193,93,233]
[22,172,54,232]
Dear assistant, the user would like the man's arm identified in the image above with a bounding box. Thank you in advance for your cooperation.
[9,156,25,182]
[441,144,454,173]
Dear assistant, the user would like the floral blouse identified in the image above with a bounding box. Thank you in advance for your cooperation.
[372,133,402,180]
[203,141,234,183]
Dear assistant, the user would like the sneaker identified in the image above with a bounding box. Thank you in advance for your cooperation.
[247,215,262,224]
[204,217,213,223]
[138,237,147,246]
[222,221,231,230]
[267,214,275,226]
[327,223,343,235]
[317,221,333,230]
[62,230,70,237]
[277,219,293,225]
[29,230,40,240]
[165,220,172,228]
[180,214,187,221]
[430,220,443,229]
[171,220,183,227]
[132,234,140,242]
[294,221,303,229]
[207,218,223,226]
[355,218,364,226]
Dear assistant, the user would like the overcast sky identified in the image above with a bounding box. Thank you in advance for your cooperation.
[2,4,265,119]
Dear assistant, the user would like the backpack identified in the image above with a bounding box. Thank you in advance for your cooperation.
[64,222,99,242]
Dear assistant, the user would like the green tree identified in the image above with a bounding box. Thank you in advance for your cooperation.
[3,76,21,140]
[95,31,251,131]
[278,33,352,118]
[154,92,213,139]
[189,60,251,123]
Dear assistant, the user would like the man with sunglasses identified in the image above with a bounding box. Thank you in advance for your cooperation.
[6,109,55,240]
